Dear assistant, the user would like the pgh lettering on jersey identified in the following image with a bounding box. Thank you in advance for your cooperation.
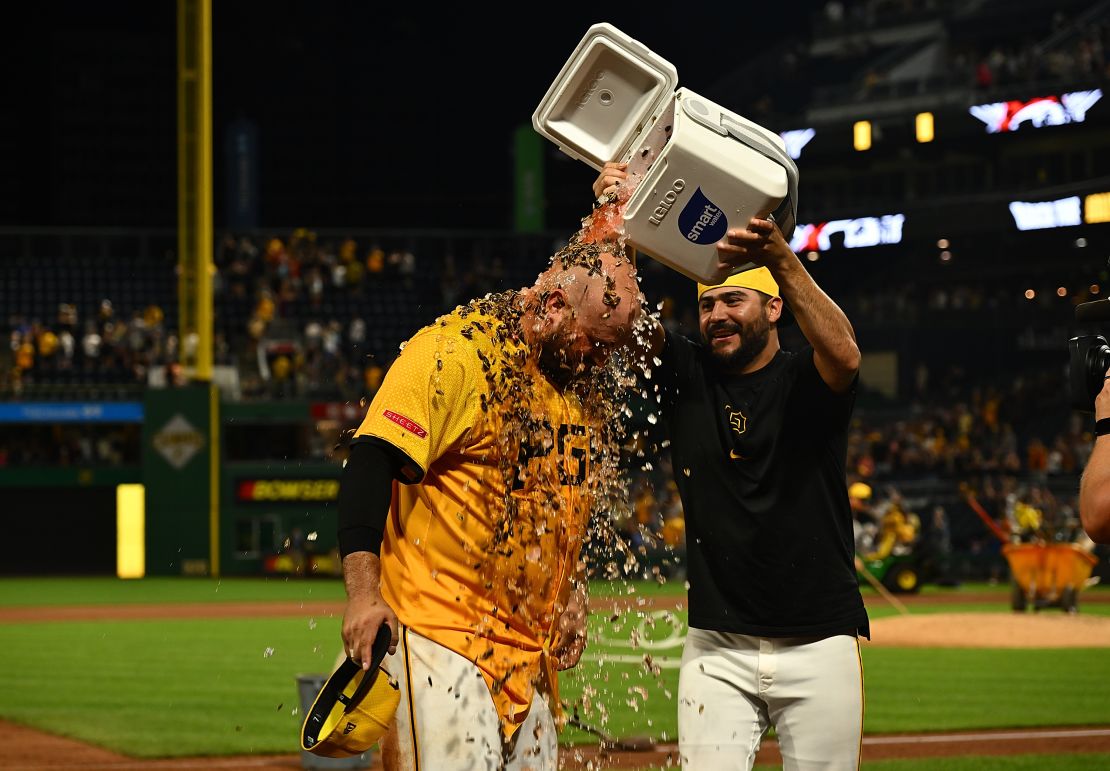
[350,299,597,737]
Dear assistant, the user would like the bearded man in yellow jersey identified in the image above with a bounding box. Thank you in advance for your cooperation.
[338,239,643,770]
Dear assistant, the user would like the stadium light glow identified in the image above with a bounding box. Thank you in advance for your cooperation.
[780,128,816,160]
[1085,192,1110,224]
[1008,197,1082,231]
[853,121,871,151]
[969,89,1102,133]
[117,484,145,579]
[915,112,934,143]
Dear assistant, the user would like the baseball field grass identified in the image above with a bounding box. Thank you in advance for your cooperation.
[0,577,1108,765]
[0,575,349,606]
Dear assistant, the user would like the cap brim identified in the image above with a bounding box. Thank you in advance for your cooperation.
[301,625,394,753]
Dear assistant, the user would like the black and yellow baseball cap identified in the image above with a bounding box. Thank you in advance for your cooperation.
[301,627,400,758]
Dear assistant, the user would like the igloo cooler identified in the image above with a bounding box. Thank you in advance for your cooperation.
[532,23,799,284]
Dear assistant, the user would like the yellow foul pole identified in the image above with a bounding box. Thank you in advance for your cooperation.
[177,0,219,576]
[177,0,213,381]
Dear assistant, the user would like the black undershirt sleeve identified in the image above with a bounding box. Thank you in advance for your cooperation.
[337,439,408,558]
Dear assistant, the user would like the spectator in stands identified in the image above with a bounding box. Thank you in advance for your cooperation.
[927,505,957,586]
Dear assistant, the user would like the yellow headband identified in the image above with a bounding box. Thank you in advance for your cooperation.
[697,267,779,300]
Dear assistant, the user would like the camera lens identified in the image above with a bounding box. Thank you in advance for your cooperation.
[1069,335,1110,412]
[1092,343,1110,389]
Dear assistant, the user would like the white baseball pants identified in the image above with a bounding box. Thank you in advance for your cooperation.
[678,627,864,771]
[380,627,557,771]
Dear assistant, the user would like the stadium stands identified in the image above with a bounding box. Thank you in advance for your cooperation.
[3,1,1107,584]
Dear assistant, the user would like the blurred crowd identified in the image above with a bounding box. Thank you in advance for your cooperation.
[0,424,139,467]
[215,231,522,401]
[821,0,958,32]
[848,376,1088,481]
[844,277,1098,325]
[3,300,179,396]
[743,0,1110,118]
[960,16,1110,90]
[4,265,1088,403]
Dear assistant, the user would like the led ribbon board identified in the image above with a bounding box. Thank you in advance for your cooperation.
[969,90,1102,133]
[1008,197,1082,230]
[789,214,906,252]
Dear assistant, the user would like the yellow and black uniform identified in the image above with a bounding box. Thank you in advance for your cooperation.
[349,294,594,737]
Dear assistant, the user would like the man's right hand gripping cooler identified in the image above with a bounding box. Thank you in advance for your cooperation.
[532,22,799,284]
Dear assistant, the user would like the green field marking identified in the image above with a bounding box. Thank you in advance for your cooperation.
[562,608,687,744]
[559,661,680,746]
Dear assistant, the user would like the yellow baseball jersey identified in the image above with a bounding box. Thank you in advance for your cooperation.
[352,299,594,736]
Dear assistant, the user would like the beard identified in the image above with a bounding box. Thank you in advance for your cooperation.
[703,313,772,372]
[536,321,584,389]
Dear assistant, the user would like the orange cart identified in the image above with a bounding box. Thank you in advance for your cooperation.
[1003,542,1099,613]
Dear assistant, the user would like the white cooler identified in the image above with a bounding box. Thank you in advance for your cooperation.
[532,23,800,284]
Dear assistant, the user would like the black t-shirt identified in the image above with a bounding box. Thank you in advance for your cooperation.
[656,332,870,639]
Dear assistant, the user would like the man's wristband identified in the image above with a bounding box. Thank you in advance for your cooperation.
[1097,418,1110,437]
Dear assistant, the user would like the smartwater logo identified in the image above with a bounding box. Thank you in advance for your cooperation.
[678,188,728,245]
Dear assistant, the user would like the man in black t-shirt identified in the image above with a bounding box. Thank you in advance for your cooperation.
[596,162,869,770]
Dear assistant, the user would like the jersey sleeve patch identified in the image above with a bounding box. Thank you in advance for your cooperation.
[382,410,428,439]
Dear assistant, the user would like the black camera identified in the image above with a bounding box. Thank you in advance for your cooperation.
[1071,298,1110,412]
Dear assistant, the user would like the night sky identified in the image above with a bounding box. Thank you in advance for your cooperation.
[5,3,819,232]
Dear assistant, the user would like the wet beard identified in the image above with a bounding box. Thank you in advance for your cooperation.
[537,339,579,389]
[705,315,771,373]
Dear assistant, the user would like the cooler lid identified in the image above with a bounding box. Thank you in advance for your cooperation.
[532,23,678,171]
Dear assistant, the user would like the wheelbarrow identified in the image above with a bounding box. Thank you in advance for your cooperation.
[1003,542,1099,613]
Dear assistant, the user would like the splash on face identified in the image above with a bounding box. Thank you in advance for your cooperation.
[534,242,642,385]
